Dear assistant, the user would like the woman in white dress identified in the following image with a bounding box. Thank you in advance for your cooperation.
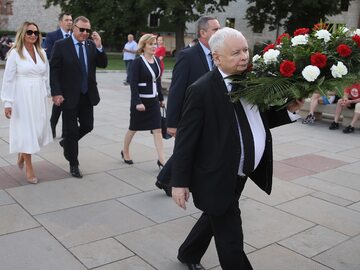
[1,22,53,183]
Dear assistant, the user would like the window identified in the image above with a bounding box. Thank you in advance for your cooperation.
[225,18,235,28]
[148,13,160,28]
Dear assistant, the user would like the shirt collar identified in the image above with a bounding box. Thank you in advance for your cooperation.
[218,68,233,92]
[60,28,70,38]
[72,35,84,46]
[199,41,211,56]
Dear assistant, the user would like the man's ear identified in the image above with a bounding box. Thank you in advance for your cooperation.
[212,52,220,66]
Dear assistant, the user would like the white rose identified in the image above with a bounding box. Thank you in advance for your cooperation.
[331,62,348,78]
[252,54,261,62]
[291,35,308,46]
[315,29,331,43]
[302,65,320,82]
[263,49,280,64]
[352,29,360,36]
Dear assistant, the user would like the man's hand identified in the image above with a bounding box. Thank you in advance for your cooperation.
[91,31,102,48]
[4,107,11,119]
[167,127,177,137]
[172,187,190,210]
[287,98,305,113]
[52,95,64,106]
[136,104,145,111]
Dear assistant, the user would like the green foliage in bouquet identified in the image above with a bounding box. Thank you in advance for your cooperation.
[229,23,360,111]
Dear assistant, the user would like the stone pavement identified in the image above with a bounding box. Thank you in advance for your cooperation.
[0,69,360,270]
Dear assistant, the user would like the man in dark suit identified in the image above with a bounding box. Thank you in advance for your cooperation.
[44,12,73,138]
[171,28,303,270]
[50,16,108,178]
[155,16,220,196]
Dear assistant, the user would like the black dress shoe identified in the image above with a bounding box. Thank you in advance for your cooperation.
[59,140,70,161]
[177,255,205,270]
[51,123,56,138]
[155,180,172,197]
[70,165,82,178]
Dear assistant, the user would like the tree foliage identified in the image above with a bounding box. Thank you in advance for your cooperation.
[45,0,235,51]
[245,0,354,35]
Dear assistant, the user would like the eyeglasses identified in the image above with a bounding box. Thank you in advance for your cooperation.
[26,30,39,36]
[74,25,91,33]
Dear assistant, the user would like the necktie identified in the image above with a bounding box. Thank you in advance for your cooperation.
[77,42,88,94]
[208,53,214,70]
[64,33,70,38]
[231,84,255,176]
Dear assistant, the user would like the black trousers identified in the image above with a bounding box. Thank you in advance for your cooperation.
[62,93,94,166]
[178,177,253,270]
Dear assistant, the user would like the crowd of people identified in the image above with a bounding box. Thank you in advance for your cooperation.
[0,13,359,270]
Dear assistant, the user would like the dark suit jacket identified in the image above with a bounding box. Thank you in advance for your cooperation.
[166,42,210,128]
[44,29,64,59]
[172,68,293,215]
[50,38,108,109]
[130,56,164,106]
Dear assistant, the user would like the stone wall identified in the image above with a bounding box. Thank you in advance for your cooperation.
[2,0,60,32]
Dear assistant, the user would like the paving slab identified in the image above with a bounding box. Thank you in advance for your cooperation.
[93,256,155,270]
[293,176,360,202]
[70,238,134,269]
[277,196,360,236]
[313,235,360,270]
[313,169,360,191]
[35,200,155,248]
[0,227,86,270]
[116,217,220,270]
[118,190,200,223]
[311,191,354,207]
[7,172,140,215]
[0,204,39,235]
[240,198,314,248]
[248,244,332,270]
[278,225,349,258]
[0,189,14,205]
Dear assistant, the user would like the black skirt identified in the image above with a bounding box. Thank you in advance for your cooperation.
[129,97,161,131]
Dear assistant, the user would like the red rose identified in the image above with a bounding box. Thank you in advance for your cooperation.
[336,44,352,57]
[276,33,290,44]
[280,60,296,77]
[352,35,360,48]
[263,43,275,52]
[310,52,327,68]
[294,28,310,36]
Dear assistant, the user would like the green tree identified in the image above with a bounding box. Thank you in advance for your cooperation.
[44,0,155,49]
[155,0,236,53]
[245,0,354,36]
[45,0,235,52]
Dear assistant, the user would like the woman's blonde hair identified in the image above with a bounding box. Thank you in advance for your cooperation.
[9,21,46,62]
[137,34,156,54]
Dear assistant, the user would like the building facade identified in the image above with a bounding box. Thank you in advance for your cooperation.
[0,0,60,32]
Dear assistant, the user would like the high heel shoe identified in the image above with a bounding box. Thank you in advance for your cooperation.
[17,153,24,170]
[121,150,134,165]
[25,168,38,184]
[157,160,164,169]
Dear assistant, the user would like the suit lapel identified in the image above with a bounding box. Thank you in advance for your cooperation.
[195,43,210,72]
[212,68,239,139]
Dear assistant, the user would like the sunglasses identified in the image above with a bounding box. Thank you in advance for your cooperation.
[74,25,91,33]
[26,30,39,36]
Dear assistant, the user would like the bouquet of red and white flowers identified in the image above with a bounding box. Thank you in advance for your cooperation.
[230,23,360,111]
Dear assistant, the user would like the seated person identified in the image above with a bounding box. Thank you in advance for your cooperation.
[343,103,360,133]
[329,83,360,133]
[302,92,338,124]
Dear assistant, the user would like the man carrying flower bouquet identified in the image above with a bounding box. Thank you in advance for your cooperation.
[171,27,303,270]
[329,83,360,133]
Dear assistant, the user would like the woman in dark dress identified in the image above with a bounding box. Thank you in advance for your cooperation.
[122,34,166,167]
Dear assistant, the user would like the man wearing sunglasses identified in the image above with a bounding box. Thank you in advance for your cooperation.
[50,16,108,178]
[44,12,73,139]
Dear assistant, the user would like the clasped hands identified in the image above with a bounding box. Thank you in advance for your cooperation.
[52,95,64,106]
